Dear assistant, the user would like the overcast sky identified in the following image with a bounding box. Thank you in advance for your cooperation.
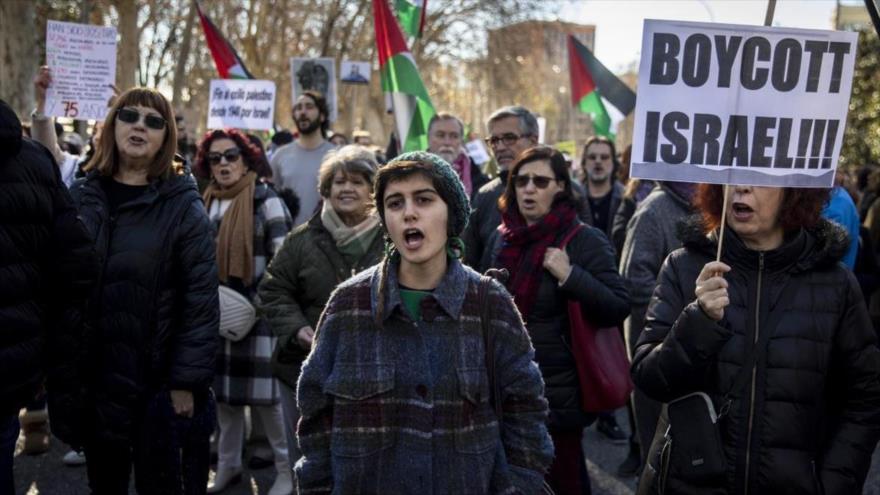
[559,0,849,72]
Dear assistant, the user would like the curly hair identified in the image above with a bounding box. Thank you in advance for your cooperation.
[694,184,830,233]
[193,129,271,180]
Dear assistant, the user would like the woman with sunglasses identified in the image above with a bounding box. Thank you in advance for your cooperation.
[194,129,294,495]
[67,88,220,493]
[483,146,629,494]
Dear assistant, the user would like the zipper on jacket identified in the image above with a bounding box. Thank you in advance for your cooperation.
[743,252,764,495]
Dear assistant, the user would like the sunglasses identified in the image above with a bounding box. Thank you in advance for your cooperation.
[586,153,611,161]
[116,108,167,130]
[485,132,530,147]
[513,174,557,189]
[207,148,242,165]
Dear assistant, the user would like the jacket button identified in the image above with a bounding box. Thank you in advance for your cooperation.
[416,384,428,398]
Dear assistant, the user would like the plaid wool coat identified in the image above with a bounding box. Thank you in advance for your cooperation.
[295,258,554,494]
[208,181,292,405]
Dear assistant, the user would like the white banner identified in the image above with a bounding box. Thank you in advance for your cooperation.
[207,79,276,131]
[45,20,117,121]
[630,20,857,188]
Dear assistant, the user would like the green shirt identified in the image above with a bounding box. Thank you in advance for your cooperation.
[399,286,433,321]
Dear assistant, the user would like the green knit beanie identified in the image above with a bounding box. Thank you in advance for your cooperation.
[382,151,471,237]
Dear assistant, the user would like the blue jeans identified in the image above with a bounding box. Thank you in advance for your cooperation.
[1,414,19,495]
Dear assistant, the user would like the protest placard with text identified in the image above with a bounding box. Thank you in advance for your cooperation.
[45,20,117,121]
[630,19,857,188]
[207,79,276,131]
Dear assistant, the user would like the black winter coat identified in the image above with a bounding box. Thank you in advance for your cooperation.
[70,171,219,442]
[0,104,98,424]
[632,218,880,495]
[486,218,630,430]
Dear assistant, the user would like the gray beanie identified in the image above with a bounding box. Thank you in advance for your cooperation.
[381,151,471,237]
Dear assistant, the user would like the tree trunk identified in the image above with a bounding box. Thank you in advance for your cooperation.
[0,0,38,118]
[113,0,139,91]
[172,0,197,106]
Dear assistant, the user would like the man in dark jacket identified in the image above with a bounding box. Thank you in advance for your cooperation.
[580,135,624,243]
[0,99,99,492]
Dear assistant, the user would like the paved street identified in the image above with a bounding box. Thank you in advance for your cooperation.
[12,408,880,494]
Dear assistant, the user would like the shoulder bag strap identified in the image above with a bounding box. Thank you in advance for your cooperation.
[479,275,502,419]
[559,223,585,250]
[720,277,800,414]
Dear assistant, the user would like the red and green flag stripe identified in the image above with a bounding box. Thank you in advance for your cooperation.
[567,35,635,139]
[196,1,253,79]
[374,0,435,152]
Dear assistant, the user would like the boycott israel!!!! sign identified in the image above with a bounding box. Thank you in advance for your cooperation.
[207,79,276,131]
[631,20,858,187]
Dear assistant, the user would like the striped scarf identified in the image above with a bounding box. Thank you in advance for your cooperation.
[497,202,577,319]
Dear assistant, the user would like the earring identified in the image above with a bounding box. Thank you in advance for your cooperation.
[446,236,466,260]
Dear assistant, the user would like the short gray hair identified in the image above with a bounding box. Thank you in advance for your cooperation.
[428,112,464,137]
[486,106,538,138]
[317,144,378,198]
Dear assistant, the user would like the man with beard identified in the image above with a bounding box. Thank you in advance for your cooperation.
[426,112,488,200]
[580,136,624,241]
[270,90,337,226]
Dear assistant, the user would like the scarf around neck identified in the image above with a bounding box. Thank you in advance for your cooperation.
[202,171,256,286]
[497,202,577,319]
[451,152,473,196]
[320,201,380,259]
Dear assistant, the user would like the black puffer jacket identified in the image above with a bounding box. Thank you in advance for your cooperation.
[69,171,219,442]
[632,217,880,495]
[486,218,630,430]
[0,101,98,423]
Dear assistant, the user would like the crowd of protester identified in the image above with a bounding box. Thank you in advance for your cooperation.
[2,65,880,495]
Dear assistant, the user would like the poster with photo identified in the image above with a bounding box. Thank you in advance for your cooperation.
[340,60,371,85]
[290,57,337,122]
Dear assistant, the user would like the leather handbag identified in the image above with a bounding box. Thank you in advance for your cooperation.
[637,278,801,494]
[559,225,633,412]
[218,285,257,342]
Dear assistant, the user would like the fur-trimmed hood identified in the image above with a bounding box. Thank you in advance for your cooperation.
[676,214,850,273]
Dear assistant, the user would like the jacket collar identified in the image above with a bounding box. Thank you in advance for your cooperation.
[678,215,849,273]
[371,256,468,322]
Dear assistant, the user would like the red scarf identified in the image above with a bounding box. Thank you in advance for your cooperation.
[497,202,577,319]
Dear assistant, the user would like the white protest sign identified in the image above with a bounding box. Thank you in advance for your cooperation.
[45,20,117,121]
[630,20,857,188]
[465,139,491,165]
[290,57,338,123]
[207,79,276,131]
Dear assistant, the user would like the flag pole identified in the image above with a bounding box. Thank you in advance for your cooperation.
[717,0,776,263]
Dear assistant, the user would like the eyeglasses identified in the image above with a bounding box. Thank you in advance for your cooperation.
[513,174,557,189]
[116,108,167,130]
[207,148,242,165]
[485,132,530,147]
[586,153,611,161]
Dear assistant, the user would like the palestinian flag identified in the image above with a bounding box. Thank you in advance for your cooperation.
[374,0,435,152]
[567,35,635,139]
[394,0,427,38]
[196,2,253,79]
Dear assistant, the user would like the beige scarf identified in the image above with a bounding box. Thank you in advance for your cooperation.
[203,171,256,285]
